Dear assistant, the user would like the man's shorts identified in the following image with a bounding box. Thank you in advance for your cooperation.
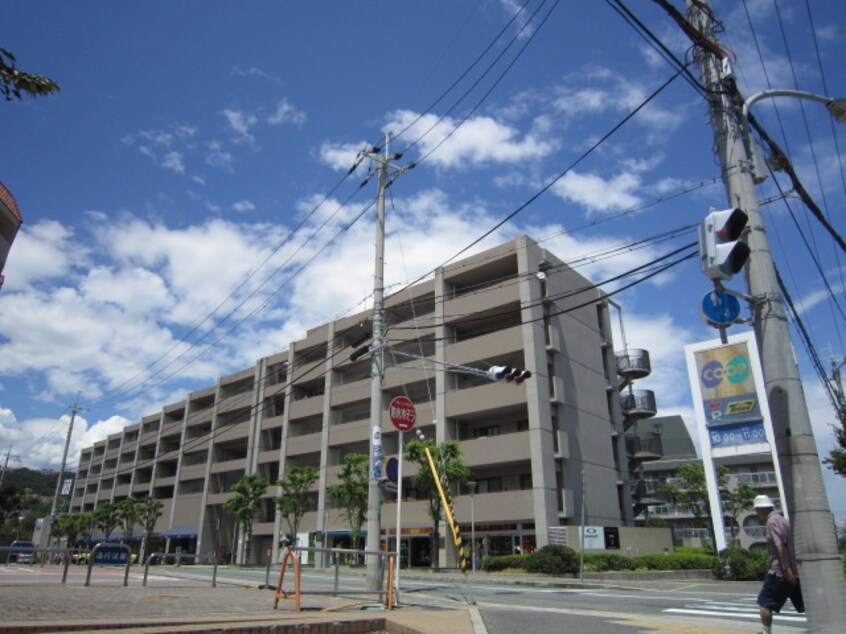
[757,573,805,613]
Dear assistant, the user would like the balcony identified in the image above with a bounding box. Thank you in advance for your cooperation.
[620,389,657,422]
[626,433,662,465]
[615,349,652,386]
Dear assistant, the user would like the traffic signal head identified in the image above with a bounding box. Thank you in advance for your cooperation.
[699,207,751,281]
[487,366,532,384]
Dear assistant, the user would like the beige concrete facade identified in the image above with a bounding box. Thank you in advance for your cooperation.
[70,236,637,565]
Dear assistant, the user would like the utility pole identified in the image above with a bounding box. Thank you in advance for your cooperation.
[687,2,846,630]
[363,133,411,592]
[48,397,82,544]
[0,447,12,488]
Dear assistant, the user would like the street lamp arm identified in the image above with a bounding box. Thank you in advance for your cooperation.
[743,89,846,124]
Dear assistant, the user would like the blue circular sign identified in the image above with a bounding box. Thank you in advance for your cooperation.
[701,290,741,327]
[385,457,399,483]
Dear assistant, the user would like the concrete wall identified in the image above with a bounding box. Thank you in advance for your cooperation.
[562,526,673,555]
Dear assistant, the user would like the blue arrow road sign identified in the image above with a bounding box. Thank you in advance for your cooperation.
[701,289,742,327]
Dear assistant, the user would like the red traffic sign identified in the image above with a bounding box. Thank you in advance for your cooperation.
[389,396,416,431]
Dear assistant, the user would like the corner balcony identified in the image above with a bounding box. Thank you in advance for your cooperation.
[620,389,657,422]
[615,349,652,387]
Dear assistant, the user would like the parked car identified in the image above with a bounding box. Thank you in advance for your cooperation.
[71,551,90,565]
[9,540,36,564]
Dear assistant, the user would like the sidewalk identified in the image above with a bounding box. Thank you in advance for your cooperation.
[0,567,477,634]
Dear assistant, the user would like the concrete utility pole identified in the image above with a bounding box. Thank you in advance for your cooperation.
[363,133,411,592]
[0,447,12,488]
[687,2,846,631]
[48,397,81,542]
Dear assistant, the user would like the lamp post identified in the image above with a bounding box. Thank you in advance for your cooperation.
[741,89,846,124]
[468,481,477,574]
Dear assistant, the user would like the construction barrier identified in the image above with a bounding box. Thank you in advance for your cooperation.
[273,546,395,613]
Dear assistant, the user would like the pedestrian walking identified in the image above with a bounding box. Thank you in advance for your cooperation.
[754,494,804,633]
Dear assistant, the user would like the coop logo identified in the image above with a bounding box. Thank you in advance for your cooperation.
[701,355,750,388]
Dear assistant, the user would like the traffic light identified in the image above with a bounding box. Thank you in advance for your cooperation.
[487,366,532,384]
[698,207,751,281]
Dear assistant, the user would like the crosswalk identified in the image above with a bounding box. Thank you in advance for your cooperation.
[664,596,806,626]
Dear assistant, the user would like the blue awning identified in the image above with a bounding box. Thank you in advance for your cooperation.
[158,526,198,538]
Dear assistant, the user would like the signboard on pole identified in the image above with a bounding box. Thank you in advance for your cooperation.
[684,330,787,552]
[389,396,416,431]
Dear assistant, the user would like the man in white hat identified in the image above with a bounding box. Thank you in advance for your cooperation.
[754,494,804,633]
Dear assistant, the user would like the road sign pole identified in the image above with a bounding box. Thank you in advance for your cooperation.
[395,430,403,603]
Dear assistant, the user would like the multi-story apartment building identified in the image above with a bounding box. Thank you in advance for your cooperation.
[629,415,782,550]
[0,180,23,292]
[70,236,647,565]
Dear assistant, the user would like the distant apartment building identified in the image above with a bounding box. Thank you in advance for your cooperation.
[70,236,651,565]
[628,415,781,550]
[0,181,23,292]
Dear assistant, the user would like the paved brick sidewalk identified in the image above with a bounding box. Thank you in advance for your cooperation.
[0,578,475,634]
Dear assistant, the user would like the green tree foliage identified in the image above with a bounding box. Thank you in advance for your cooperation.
[660,463,759,549]
[136,498,163,561]
[93,502,120,542]
[524,545,579,575]
[116,498,141,552]
[326,453,369,559]
[0,468,58,497]
[404,438,470,569]
[1,48,59,101]
[824,405,846,477]
[77,511,97,548]
[0,486,24,528]
[275,466,319,547]
[223,473,268,564]
[721,479,757,543]
[53,513,83,548]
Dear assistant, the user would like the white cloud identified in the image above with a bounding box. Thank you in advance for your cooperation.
[205,140,235,169]
[552,67,685,133]
[1,220,86,289]
[222,108,258,140]
[231,66,283,85]
[268,99,306,126]
[161,151,186,174]
[387,109,556,168]
[551,170,642,213]
[232,200,256,213]
[318,141,366,172]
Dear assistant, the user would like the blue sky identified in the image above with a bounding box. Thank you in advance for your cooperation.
[1,1,845,519]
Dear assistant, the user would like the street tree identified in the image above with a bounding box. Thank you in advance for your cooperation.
[223,473,269,565]
[326,453,369,561]
[93,502,120,542]
[824,404,846,477]
[136,498,163,562]
[721,476,758,543]
[1,47,59,101]
[275,466,319,548]
[78,511,97,548]
[53,513,84,553]
[405,438,471,569]
[116,498,141,555]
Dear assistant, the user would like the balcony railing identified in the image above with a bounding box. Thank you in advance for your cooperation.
[615,349,652,380]
[620,389,657,419]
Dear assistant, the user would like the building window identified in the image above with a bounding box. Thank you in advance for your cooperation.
[477,477,502,493]
[472,425,500,439]
[520,473,532,490]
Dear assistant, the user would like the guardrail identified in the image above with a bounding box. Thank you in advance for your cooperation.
[1,545,93,585]
[142,551,212,587]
